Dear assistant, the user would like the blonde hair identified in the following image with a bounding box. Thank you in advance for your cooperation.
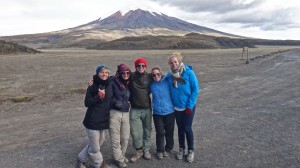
[168,51,182,63]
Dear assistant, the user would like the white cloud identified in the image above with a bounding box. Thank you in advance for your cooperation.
[0,0,299,40]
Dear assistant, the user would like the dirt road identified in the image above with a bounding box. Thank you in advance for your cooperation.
[0,46,299,168]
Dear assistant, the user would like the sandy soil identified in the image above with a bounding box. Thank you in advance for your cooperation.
[0,46,299,168]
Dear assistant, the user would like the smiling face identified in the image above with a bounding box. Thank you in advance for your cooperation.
[136,63,146,73]
[98,68,109,80]
[168,57,180,70]
[151,69,162,82]
[121,71,130,80]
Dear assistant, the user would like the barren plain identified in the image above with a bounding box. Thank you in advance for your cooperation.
[0,46,299,168]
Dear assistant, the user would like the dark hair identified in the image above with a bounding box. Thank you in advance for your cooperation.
[151,66,163,75]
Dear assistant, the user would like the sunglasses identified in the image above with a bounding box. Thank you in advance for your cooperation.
[136,64,146,68]
[152,73,161,77]
[121,72,130,75]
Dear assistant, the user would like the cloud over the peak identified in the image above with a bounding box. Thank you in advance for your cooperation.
[150,0,300,31]
[150,0,263,14]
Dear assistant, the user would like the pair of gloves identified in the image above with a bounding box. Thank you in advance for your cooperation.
[98,89,105,100]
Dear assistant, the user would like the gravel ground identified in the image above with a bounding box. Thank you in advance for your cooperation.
[0,46,299,168]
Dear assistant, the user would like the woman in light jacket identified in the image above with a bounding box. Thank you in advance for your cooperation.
[150,67,175,160]
[166,52,200,163]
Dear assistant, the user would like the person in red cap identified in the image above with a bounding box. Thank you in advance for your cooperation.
[129,57,153,163]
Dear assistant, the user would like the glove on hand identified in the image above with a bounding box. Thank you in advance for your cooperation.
[185,108,193,115]
[98,89,105,99]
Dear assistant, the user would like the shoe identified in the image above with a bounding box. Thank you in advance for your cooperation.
[124,157,129,163]
[157,152,163,159]
[76,159,86,168]
[143,151,152,160]
[130,149,143,163]
[176,148,185,160]
[100,160,111,168]
[117,161,127,168]
[163,151,169,157]
[187,150,194,163]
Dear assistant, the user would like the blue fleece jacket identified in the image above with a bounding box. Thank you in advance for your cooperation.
[166,65,200,110]
[150,76,174,115]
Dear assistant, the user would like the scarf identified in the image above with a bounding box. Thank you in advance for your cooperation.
[170,62,186,88]
[114,72,129,90]
[93,75,109,90]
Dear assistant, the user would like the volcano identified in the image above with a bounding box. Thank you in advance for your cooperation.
[0,9,242,48]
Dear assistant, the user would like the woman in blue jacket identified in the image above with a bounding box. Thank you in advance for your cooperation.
[150,67,175,160]
[166,52,200,163]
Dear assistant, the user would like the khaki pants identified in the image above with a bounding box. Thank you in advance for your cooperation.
[109,109,130,162]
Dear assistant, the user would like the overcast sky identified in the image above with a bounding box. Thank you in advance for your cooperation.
[1,0,300,40]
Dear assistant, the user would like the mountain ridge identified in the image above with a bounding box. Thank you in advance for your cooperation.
[0,9,242,48]
[75,9,238,37]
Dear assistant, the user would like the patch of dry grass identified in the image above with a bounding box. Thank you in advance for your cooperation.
[68,88,86,94]
[10,96,34,103]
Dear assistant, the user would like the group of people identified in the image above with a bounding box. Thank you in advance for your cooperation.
[76,51,200,168]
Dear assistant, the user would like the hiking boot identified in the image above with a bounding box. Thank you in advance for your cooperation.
[143,151,152,160]
[157,152,163,159]
[117,161,127,168]
[176,148,185,160]
[163,151,170,157]
[100,160,111,168]
[187,150,194,163]
[76,159,86,168]
[130,149,143,163]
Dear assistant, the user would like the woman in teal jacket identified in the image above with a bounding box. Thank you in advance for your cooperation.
[166,51,200,163]
[150,67,175,160]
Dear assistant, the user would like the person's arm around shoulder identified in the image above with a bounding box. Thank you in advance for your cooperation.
[164,71,172,82]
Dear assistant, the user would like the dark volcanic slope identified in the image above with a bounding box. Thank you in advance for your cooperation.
[78,9,236,37]
[89,33,255,50]
[0,40,40,54]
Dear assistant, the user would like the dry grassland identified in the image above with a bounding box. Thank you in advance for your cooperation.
[0,46,299,168]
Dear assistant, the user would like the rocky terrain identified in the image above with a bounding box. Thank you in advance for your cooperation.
[0,46,299,168]
[0,40,40,54]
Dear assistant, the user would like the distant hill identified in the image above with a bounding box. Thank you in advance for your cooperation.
[88,32,300,50]
[253,39,300,46]
[1,9,299,49]
[0,40,40,54]
[88,33,256,50]
[0,9,241,48]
